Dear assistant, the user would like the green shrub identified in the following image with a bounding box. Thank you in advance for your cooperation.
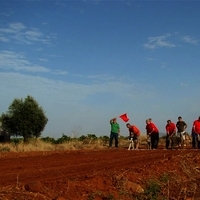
[55,134,71,144]
[41,136,56,144]
[79,135,87,141]
[10,137,23,144]
[160,173,170,183]
[144,179,161,200]
[87,134,97,140]
[99,135,109,143]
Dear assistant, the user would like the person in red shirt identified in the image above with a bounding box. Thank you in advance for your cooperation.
[193,116,200,149]
[126,123,140,150]
[165,120,176,149]
[146,118,159,149]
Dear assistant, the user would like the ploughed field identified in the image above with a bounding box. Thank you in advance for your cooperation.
[0,147,200,200]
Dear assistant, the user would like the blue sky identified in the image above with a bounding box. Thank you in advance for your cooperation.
[0,0,200,138]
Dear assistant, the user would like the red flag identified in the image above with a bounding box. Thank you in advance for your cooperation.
[119,113,129,122]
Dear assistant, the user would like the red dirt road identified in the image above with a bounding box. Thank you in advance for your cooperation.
[1,148,200,199]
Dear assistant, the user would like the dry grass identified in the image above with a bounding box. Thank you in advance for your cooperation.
[0,134,168,153]
[0,140,55,152]
[0,184,52,200]
[0,138,110,152]
[133,152,200,200]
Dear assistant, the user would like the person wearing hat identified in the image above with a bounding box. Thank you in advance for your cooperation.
[126,123,140,150]
[109,117,120,148]
[176,116,187,148]
[192,116,200,149]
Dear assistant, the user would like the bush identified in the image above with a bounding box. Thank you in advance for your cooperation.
[55,134,71,144]
[79,135,87,141]
[41,136,56,144]
[144,179,161,200]
[10,137,23,144]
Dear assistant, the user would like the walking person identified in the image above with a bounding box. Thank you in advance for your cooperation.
[192,116,200,149]
[109,117,120,148]
[176,116,187,149]
[165,120,176,149]
[146,118,159,149]
[126,123,141,150]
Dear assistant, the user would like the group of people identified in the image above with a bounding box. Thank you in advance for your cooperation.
[109,116,200,150]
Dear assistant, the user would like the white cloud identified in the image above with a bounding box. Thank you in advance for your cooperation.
[0,71,155,110]
[0,11,13,17]
[0,50,155,102]
[9,22,26,31]
[182,36,198,45]
[24,28,49,43]
[0,72,156,137]
[53,70,68,75]
[144,34,199,49]
[38,58,48,62]
[0,36,9,42]
[0,51,50,73]
[75,74,115,82]
[55,1,69,7]
[0,50,70,75]
[0,22,52,45]
[35,48,44,51]
[144,34,176,49]
[146,57,155,61]
[181,83,189,87]
[0,27,17,34]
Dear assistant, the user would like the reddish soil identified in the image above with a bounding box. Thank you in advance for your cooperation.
[1,147,200,200]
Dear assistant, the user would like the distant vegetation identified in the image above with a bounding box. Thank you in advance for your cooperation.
[1,95,48,142]
[0,133,110,152]
[0,95,192,153]
[0,134,166,153]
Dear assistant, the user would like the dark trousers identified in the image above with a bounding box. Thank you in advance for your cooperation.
[151,133,159,149]
[166,135,174,149]
[191,132,200,149]
[197,140,200,149]
[109,132,118,147]
[192,132,197,148]
[196,134,200,149]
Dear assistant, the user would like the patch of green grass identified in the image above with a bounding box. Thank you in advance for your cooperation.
[87,191,102,200]
[102,194,115,200]
[144,179,161,200]
[159,173,170,183]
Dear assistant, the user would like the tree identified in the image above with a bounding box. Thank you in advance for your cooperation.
[1,95,48,142]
